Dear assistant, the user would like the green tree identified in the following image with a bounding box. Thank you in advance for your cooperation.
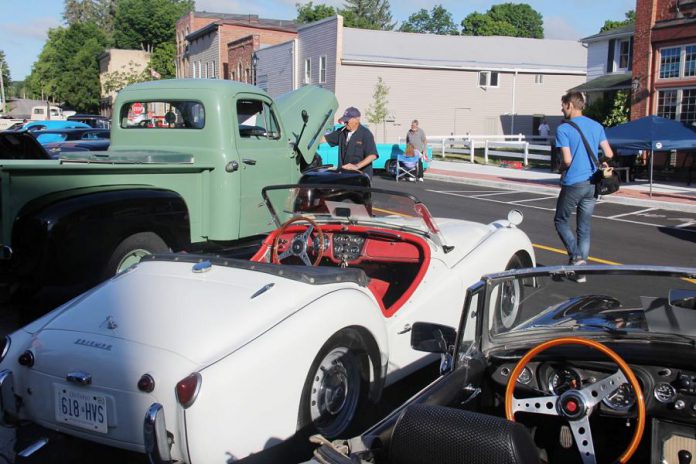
[102,60,150,94]
[114,0,193,52]
[25,22,107,111]
[150,42,176,78]
[341,0,395,30]
[600,10,635,33]
[366,77,389,142]
[400,5,459,35]
[64,0,119,36]
[0,50,10,112]
[461,3,543,38]
[602,90,631,127]
[296,1,336,23]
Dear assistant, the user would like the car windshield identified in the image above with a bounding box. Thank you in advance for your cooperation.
[262,184,444,243]
[482,266,696,351]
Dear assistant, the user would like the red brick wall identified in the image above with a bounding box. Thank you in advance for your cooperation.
[219,25,296,79]
[631,0,696,119]
[227,36,259,82]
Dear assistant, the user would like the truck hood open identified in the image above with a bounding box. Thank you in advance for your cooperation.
[39,259,358,365]
[274,86,338,164]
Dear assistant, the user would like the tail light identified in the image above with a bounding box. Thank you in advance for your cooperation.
[0,336,10,363]
[175,373,201,409]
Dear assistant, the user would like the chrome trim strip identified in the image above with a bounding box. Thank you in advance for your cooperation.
[144,403,173,464]
[0,369,18,426]
[17,438,49,457]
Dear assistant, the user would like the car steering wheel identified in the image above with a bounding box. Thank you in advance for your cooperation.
[504,337,645,464]
[272,216,325,266]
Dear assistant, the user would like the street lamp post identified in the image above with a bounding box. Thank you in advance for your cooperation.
[252,52,258,86]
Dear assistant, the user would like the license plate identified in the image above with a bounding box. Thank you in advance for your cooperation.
[55,385,108,433]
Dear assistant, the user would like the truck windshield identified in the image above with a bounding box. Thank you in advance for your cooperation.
[120,100,205,129]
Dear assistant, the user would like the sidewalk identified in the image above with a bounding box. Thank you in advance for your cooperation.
[425,159,696,213]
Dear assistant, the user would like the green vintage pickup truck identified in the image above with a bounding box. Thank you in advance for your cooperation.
[0,79,341,297]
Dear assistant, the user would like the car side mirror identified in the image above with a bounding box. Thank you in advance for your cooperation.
[410,322,456,354]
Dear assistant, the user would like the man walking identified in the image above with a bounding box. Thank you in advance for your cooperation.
[406,120,427,181]
[324,106,378,178]
[554,91,613,281]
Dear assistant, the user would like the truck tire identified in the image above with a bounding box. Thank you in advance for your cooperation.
[103,232,168,278]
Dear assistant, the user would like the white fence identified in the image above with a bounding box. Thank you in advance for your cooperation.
[401,134,553,166]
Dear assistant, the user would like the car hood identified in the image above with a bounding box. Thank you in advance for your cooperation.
[39,259,361,365]
[274,85,338,164]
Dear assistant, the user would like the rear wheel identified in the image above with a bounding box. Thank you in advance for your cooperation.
[299,332,368,438]
[385,159,397,176]
[103,232,168,278]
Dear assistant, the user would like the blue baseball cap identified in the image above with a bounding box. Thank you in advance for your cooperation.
[338,107,361,123]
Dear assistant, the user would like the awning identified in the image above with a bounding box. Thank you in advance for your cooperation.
[570,73,632,93]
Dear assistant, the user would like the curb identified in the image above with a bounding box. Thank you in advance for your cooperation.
[424,172,696,214]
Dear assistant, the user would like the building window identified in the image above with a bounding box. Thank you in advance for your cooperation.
[192,62,196,78]
[237,63,243,82]
[478,71,499,88]
[304,58,311,84]
[211,61,216,78]
[660,47,683,79]
[197,61,202,79]
[618,39,632,70]
[245,68,250,83]
[319,55,327,83]
[685,46,696,77]
[657,89,677,119]
[534,74,543,84]
[203,62,208,79]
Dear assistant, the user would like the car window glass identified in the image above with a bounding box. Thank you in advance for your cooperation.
[120,101,205,129]
[237,100,281,140]
[460,293,479,348]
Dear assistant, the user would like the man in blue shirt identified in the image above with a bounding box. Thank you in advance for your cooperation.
[554,91,614,281]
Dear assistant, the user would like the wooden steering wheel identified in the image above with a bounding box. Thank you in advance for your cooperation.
[504,337,645,464]
[271,216,325,266]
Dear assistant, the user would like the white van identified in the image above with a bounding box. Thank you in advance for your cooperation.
[31,105,66,120]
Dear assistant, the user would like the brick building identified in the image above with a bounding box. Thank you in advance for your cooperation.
[175,12,296,82]
[632,0,696,171]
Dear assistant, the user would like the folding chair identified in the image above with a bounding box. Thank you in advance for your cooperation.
[395,154,419,182]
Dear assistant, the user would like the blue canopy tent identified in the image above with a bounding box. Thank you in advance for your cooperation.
[605,115,696,196]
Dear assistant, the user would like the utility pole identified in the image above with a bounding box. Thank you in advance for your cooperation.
[0,68,5,114]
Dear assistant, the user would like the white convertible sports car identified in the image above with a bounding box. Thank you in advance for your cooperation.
[0,183,535,463]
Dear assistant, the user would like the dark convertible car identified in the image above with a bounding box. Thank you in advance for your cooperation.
[309,265,696,464]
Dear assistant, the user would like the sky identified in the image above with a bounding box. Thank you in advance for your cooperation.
[0,0,635,81]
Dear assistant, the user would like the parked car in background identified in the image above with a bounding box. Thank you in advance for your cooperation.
[33,127,110,145]
[0,130,52,160]
[68,113,111,129]
[43,138,111,158]
[23,120,91,132]
[30,104,66,120]
[0,183,534,463]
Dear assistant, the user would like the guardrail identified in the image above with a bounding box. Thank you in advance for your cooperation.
[400,134,552,166]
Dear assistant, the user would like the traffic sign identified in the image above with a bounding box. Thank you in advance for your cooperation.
[132,102,144,115]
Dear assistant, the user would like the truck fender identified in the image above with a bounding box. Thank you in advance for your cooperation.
[12,187,190,287]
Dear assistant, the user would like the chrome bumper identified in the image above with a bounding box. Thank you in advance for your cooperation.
[0,369,18,426]
[144,403,173,464]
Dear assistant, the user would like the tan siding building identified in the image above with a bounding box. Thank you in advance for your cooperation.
[258,16,587,142]
[98,49,151,116]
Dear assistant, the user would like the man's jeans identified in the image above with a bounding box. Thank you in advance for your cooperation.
[554,181,596,261]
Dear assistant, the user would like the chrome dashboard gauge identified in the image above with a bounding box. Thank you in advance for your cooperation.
[602,383,636,410]
[654,382,677,403]
[517,366,532,385]
[548,368,582,395]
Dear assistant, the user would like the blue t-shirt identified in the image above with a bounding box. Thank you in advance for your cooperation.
[555,116,607,186]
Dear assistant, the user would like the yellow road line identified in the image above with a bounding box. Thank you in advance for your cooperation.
[532,244,620,265]
[533,243,696,284]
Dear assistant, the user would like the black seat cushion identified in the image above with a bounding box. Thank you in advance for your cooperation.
[388,405,539,464]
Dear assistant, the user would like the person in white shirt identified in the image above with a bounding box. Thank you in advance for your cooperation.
[538,118,551,139]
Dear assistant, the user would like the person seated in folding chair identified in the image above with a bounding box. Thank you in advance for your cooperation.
[396,143,424,182]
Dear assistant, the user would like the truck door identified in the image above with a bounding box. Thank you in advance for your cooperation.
[236,96,295,237]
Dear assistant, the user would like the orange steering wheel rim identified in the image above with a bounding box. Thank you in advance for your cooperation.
[504,336,645,464]
[271,216,325,266]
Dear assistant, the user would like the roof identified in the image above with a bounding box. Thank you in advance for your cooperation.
[570,73,632,92]
[186,13,296,41]
[341,29,586,74]
[580,24,635,43]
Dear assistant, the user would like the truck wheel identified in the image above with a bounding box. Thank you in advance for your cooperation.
[104,232,168,278]
[299,332,369,438]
